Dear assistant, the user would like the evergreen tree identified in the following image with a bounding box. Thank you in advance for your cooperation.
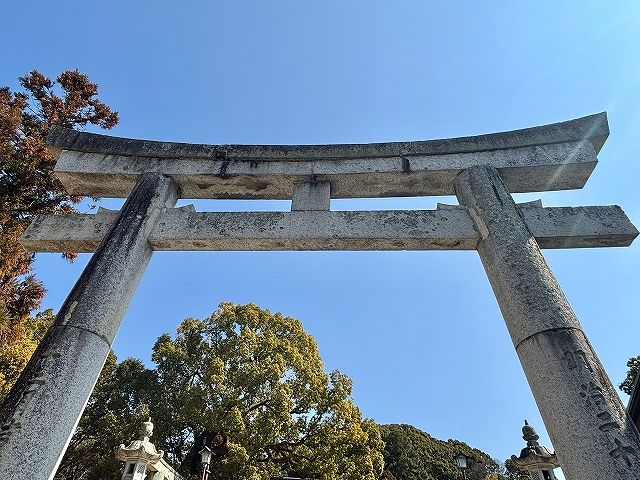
[379,424,522,480]
[620,356,640,396]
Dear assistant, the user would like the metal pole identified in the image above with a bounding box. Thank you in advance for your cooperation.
[0,173,180,480]
[455,165,640,480]
[201,465,210,480]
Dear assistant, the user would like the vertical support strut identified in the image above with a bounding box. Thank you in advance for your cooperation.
[291,180,331,211]
[0,173,180,480]
[455,165,640,480]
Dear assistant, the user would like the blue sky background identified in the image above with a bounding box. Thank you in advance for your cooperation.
[3,1,640,475]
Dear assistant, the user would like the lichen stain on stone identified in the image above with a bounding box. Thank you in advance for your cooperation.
[218,161,231,179]
[61,301,78,325]
[401,156,411,173]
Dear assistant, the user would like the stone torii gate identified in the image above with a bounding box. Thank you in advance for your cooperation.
[0,113,638,480]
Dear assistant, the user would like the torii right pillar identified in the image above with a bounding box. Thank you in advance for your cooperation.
[455,165,640,480]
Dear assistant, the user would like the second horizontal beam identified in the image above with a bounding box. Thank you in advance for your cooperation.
[21,205,638,252]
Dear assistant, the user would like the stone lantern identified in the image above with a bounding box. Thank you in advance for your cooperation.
[116,418,164,480]
[510,421,560,480]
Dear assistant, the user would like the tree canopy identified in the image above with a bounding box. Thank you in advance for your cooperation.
[151,302,384,480]
[0,70,118,338]
[2,303,532,480]
[54,353,155,480]
[50,303,383,480]
[0,308,52,401]
[379,424,525,480]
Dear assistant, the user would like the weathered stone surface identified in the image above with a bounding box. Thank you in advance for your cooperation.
[517,329,640,479]
[517,204,639,248]
[20,205,638,252]
[291,181,331,211]
[0,173,180,480]
[49,114,608,199]
[0,326,109,480]
[53,140,597,199]
[455,165,640,480]
[48,112,608,159]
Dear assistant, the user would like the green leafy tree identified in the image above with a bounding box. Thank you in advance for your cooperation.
[48,303,383,480]
[151,302,384,480]
[500,459,529,480]
[620,356,640,395]
[0,70,118,340]
[55,354,157,480]
[30,303,529,480]
[0,308,53,402]
[379,424,510,480]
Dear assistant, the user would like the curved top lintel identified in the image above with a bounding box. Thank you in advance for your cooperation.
[48,113,609,161]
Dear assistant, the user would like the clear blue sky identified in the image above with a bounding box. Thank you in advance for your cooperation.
[3,1,640,474]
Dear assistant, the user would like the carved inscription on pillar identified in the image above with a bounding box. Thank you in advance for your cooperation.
[563,350,591,373]
[564,346,639,470]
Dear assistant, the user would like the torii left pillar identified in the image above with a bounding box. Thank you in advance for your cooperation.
[0,173,180,480]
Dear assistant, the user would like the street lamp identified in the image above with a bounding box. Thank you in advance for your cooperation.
[454,453,468,480]
[199,446,212,480]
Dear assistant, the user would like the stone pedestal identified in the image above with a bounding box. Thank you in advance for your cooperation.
[0,173,180,480]
[455,165,640,480]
